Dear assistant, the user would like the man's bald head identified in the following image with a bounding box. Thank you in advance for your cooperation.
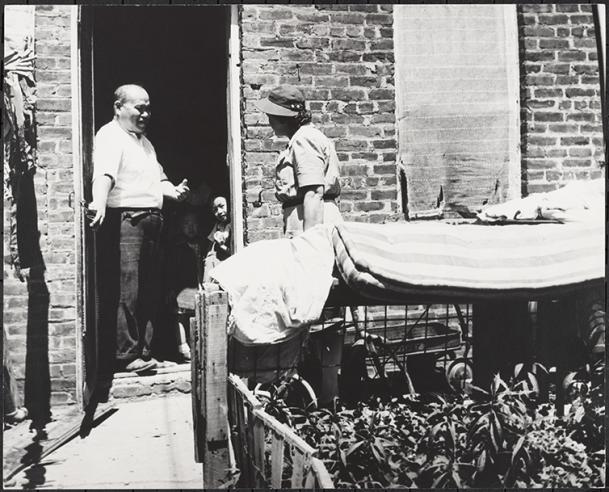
[113,84,149,107]
[113,84,151,134]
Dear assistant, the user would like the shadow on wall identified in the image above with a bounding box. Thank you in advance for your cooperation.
[7,168,51,431]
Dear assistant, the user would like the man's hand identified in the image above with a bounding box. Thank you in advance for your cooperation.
[87,202,106,229]
[174,179,190,202]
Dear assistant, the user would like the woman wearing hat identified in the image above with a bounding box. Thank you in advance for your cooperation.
[256,85,342,238]
[255,86,363,403]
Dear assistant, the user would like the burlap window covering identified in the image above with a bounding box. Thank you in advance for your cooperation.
[394,5,521,215]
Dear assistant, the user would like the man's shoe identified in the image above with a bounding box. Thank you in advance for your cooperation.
[125,358,157,374]
[5,407,28,426]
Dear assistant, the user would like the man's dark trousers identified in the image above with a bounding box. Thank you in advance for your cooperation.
[97,208,164,375]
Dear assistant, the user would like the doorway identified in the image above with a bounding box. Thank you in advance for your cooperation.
[79,6,231,404]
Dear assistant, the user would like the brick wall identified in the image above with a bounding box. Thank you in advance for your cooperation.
[3,5,78,408]
[518,4,604,194]
[240,4,400,243]
[35,5,78,405]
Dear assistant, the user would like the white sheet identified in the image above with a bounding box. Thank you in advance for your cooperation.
[210,224,335,346]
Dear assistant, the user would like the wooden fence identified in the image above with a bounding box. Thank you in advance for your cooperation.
[228,374,334,488]
[192,283,333,488]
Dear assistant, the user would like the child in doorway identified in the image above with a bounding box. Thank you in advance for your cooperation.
[165,208,206,362]
[203,196,232,283]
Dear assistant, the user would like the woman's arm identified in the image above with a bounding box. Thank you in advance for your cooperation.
[301,184,324,230]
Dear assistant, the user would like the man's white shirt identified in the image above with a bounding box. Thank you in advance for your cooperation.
[93,119,168,209]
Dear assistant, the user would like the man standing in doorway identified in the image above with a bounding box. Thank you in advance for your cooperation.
[89,84,190,374]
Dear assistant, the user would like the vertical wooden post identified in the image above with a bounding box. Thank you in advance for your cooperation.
[198,283,230,487]
[191,316,202,462]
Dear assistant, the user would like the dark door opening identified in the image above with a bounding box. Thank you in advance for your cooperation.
[81,6,230,401]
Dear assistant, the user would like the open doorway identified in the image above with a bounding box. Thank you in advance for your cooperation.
[80,6,230,401]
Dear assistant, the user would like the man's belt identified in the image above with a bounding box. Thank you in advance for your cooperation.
[281,196,338,209]
[107,207,162,219]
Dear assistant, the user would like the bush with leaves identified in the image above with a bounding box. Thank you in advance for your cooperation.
[253,360,604,488]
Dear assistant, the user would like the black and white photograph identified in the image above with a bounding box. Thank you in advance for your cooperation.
[2,2,606,489]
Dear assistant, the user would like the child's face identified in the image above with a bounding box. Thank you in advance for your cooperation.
[213,198,228,223]
[181,214,199,239]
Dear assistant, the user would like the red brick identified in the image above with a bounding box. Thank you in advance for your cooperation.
[566,113,596,122]
[527,100,555,109]
[334,63,370,76]
[36,98,71,112]
[331,38,366,51]
[330,88,367,101]
[524,26,555,38]
[528,136,557,146]
[259,9,293,21]
[260,37,295,48]
[330,12,365,25]
[327,51,362,63]
[371,190,397,201]
[558,51,587,62]
[570,15,593,25]
[539,39,569,49]
[369,88,394,100]
[295,12,329,23]
[525,75,555,86]
[568,148,592,157]
[35,43,71,57]
[556,5,579,13]
[542,63,570,74]
[560,136,590,146]
[524,159,560,170]
[525,65,542,74]
[573,38,598,49]
[522,5,553,13]
[363,52,394,63]
[538,14,569,25]
[563,159,592,167]
[548,124,578,133]
[534,112,563,122]
[534,88,563,98]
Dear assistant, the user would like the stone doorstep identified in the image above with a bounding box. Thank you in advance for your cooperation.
[109,362,192,400]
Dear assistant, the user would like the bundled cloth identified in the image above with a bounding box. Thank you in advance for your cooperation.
[477,178,604,223]
[210,224,336,346]
[333,219,604,302]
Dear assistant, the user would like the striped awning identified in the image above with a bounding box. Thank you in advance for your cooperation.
[333,220,605,301]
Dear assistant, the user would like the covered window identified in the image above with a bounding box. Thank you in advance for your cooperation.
[394,5,521,216]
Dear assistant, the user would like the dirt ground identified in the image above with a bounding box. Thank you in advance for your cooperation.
[5,394,203,489]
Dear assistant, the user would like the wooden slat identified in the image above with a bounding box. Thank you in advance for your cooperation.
[252,416,266,487]
[253,409,316,455]
[200,284,230,488]
[311,457,335,489]
[270,430,285,489]
[245,398,257,486]
[235,391,249,485]
[290,448,307,489]
[191,314,201,463]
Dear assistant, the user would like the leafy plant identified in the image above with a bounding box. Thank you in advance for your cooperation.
[251,360,604,489]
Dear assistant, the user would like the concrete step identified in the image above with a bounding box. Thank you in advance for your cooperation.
[110,362,191,400]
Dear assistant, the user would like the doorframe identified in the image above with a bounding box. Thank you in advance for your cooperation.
[227,5,244,252]
[71,5,85,408]
[72,5,243,404]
